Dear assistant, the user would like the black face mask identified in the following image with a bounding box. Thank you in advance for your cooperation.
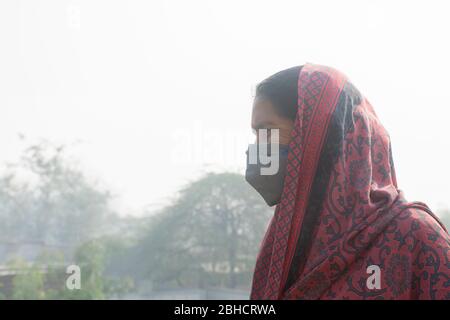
[245,144,289,207]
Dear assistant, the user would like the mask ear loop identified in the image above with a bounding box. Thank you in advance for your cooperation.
[280,145,290,157]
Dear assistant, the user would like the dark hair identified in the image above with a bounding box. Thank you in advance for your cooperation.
[255,65,302,121]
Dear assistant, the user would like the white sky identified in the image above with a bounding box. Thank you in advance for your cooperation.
[1,0,449,216]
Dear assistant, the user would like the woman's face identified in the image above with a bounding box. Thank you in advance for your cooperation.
[251,96,294,145]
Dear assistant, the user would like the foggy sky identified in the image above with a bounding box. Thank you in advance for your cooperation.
[1,0,449,215]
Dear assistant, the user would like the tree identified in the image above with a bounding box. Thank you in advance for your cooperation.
[0,139,137,299]
[3,239,134,300]
[10,258,47,300]
[134,172,272,290]
[0,140,116,251]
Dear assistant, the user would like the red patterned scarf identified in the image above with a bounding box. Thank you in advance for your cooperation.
[250,63,450,300]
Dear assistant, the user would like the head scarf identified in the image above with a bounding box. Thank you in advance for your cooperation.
[250,63,450,300]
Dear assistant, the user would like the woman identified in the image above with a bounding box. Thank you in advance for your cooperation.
[246,64,450,299]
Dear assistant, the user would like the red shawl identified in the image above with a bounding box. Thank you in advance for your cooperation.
[250,63,450,300]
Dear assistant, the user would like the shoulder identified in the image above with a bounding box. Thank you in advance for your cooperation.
[392,207,450,248]
[394,208,450,299]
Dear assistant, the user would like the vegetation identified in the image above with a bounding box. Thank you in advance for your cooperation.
[0,140,271,299]
[131,173,272,290]
[0,139,448,299]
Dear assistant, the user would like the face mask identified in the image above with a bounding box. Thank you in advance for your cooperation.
[245,144,289,206]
